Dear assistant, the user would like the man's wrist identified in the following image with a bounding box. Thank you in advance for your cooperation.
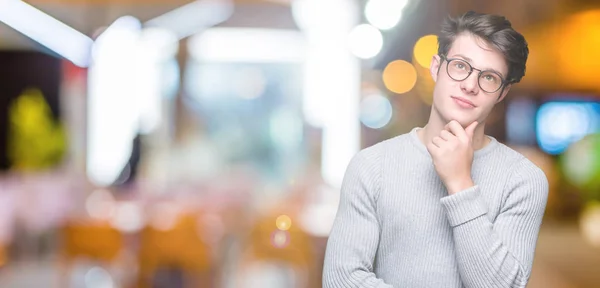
[445,178,475,195]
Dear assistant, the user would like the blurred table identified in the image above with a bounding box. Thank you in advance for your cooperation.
[529,221,600,288]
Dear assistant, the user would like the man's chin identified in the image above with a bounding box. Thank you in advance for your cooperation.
[446,117,477,128]
[436,109,477,127]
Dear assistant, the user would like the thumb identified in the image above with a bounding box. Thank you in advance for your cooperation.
[465,121,478,139]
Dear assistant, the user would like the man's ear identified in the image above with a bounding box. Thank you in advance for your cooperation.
[430,55,441,82]
[497,84,511,103]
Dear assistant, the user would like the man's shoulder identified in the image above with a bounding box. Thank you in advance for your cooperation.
[357,131,414,159]
[492,143,549,184]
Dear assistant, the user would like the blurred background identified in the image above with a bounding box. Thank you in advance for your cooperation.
[0,0,599,287]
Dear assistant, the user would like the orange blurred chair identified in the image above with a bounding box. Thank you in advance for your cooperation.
[0,243,7,268]
[62,222,123,261]
[136,212,214,288]
[59,221,126,287]
[237,211,317,288]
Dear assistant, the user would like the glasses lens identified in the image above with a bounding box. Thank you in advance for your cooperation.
[478,71,502,93]
[447,59,470,81]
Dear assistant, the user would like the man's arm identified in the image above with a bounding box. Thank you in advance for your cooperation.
[323,151,393,288]
[440,159,549,288]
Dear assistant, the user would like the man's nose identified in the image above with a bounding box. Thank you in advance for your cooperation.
[460,72,479,94]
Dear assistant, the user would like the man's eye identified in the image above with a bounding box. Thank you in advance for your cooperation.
[484,74,497,82]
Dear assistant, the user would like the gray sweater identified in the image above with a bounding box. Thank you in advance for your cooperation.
[323,128,548,288]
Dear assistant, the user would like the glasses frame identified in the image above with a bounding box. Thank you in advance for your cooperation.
[440,54,507,93]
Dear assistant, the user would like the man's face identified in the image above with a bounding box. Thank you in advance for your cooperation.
[429,32,511,127]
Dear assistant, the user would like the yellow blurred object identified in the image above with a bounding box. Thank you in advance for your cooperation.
[382,60,418,94]
[246,211,315,269]
[59,221,125,287]
[555,10,600,90]
[276,214,292,231]
[234,212,316,287]
[137,212,213,287]
[0,244,6,267]
[61,221,124,262]
[410,35,438,105]
[8,88,66,171]
[413,34,439,68]
[522,9,600,92]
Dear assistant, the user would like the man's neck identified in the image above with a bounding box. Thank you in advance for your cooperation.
[417,115,490,151]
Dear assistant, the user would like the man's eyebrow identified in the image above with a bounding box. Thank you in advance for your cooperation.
[451,54,473,63]
[450,53,505,78]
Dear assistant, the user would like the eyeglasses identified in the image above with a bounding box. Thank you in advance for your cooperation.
[440,55,506,93]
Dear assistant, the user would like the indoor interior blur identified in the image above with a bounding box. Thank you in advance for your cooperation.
[0,0,599,287]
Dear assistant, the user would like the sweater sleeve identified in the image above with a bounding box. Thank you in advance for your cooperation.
[323,151,393,288]
[440,158,549,288]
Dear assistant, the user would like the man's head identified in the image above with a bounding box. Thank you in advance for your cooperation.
[429,11,528,127]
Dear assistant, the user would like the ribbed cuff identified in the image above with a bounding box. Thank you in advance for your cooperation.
[440,185,488,227]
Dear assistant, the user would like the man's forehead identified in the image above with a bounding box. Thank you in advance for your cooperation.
[447,33,508,74]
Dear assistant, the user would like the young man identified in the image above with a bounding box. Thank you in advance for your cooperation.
[323,11,548,288]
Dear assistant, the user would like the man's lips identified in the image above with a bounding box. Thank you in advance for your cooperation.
[451,96,476,108]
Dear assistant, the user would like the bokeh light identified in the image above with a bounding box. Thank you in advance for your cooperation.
[364,0,408,30]
[276,215,292,231]
[109,202,144,233]
[291,0,357,32]
[85,189,116,220]
[382,60,417,94]
[536,102,600,155]
[360,94,393,129]
[580,201,600,248]
[298,184,340,237]
[521,9,600,92]
[149,202,180,231]
[271,230,290,248]
[561,133,600,194]
[556,10,600,90]
[84,266,115,288]
[348,24,383,59]
[413,34,438,68]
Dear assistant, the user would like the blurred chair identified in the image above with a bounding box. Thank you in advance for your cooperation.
[236,211,317,288]
[59,221,125,287]
[0,243,7,268]
[136,212,213,288]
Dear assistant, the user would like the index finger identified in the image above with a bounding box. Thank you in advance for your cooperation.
[445,120,468,141]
